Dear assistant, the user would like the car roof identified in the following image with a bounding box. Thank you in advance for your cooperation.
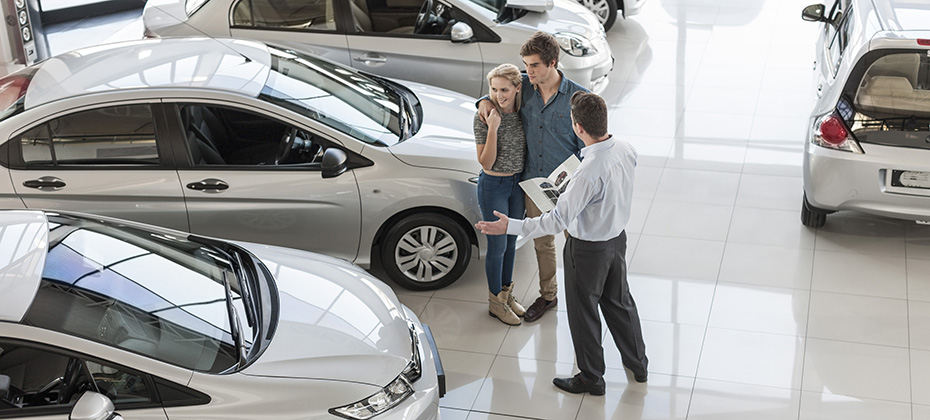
[24,37,272,110]
[870,0,930,32]
[0,210,49,323]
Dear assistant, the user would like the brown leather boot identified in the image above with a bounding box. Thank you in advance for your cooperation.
[501,283,525,317]
[488,290,521,325]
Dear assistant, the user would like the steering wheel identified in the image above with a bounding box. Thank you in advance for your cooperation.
[276,128,321,165]
[414,0,435,34]
[29,377,63,406]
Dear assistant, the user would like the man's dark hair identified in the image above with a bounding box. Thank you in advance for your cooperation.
[520,31,560,68]
[570,92,608,138]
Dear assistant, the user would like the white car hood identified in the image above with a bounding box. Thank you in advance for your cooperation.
[509,0,603,41]
[389,80,482,175]
[240,243,413,387]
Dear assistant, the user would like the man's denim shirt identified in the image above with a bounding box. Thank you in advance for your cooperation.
[519,72,588,179]
[477,72,589,179]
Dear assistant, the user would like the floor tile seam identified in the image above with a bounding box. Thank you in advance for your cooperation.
[628,232,727,245]
[808,286,910,302]
[811,245,910,260]
[458,408,546,420]
[628,166,663,263]
[715,279,815,294]
[797,389,915,406]
[719,238,814,251]
[804,335,914,352]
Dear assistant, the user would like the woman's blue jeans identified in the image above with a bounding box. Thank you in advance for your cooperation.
[477,171,525,295]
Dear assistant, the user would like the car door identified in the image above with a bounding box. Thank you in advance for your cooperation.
[344,0,484,97]
[6,103,189,231]
[814,0,851,99]
[166,102,363,261]
[229,0,353,67]
[0,340,167,420]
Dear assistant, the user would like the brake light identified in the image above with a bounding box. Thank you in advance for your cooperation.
[819,115,848,145]
[918,39,930,46]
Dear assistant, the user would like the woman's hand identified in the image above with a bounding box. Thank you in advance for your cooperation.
[486,107,501,132]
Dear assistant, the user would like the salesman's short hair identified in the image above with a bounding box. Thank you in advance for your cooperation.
[570,92,608,138]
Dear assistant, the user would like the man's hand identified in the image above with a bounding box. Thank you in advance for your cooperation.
[476,210,509,235]
[477,98,494,124]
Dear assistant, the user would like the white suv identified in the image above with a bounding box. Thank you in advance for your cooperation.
[800,0,930,227]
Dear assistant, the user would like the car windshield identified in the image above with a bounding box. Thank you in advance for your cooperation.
[260,46,407,146]
[21,213,274,374]
[185,0,210,15]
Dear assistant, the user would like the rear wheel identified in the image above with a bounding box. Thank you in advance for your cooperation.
[578,0,618,30]
[380,213,471,291]
[801,193,829,228]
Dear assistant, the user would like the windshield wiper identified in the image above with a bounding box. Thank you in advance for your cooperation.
[222,271,249,369]
[231,250,257,328]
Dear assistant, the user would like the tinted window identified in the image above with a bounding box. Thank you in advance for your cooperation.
[232,0,337,31]
[19,105,158,167]
[0,341,157,414]
[22,214,267,374]
[179,104,324,166]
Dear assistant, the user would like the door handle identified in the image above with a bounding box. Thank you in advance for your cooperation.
[186,178,229,193]
[23,176,66,191]
[353,53,387,65]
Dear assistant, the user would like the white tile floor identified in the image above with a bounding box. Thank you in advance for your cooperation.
[43,0,930,418]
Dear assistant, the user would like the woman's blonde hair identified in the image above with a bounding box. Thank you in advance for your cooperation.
[486,63,522,112]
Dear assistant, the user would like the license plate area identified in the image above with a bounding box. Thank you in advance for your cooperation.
[891,170,930,190]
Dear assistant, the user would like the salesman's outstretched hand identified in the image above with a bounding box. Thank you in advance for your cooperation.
[476,211,509,235]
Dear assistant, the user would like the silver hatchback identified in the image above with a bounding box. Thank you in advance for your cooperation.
[801,0,930,227]
[0,37,483,290]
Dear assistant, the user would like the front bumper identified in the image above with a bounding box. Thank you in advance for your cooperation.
[804,141,930,222]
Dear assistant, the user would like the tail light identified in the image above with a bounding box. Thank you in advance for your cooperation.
[812,112,863,154]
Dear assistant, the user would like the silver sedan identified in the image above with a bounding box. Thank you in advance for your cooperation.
[0,209,442,419]
[0,37,483,290]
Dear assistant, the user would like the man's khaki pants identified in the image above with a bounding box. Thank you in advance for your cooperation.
[525,195,560,301]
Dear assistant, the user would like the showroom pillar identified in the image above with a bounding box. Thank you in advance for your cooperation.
[0,0,48,76]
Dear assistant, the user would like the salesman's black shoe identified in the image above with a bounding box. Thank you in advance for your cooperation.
[634,373,648,383]
[552,374,605,396]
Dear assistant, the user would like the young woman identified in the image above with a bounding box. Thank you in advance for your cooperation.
[473,64,527,325]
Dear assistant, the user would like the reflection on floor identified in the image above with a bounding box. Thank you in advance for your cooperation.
[45,1,930,419]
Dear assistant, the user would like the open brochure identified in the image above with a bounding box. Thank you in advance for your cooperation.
[519,155,581,213]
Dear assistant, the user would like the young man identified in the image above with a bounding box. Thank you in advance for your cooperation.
[476,92,648,395]
[478,31,588,322]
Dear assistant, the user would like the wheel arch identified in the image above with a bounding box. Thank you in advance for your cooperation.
[371,206,479,254]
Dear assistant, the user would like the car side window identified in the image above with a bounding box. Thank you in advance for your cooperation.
[0,341,157,415]
[18,104,158,167]
[232,0,337,31]
[825,1,852,76]
[180,104,326,167]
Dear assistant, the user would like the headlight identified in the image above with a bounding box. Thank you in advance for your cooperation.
[329,375,413,420]
[555,32,597,57]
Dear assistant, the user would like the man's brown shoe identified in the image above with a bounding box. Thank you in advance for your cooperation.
[524,297,557,322]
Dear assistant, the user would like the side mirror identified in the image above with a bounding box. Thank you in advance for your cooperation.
[321,148,348,179]
[450,22,474,43]
[70,392,122,420]
[801,4,826,22]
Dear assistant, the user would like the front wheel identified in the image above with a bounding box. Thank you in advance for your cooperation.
[578,0,618,30]
[380,213,471,290]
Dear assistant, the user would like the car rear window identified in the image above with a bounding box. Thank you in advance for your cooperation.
[844,51,930,149]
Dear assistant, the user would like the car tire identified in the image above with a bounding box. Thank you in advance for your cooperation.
[801,193,828,228]
[381,213,471,291]
[578,0,618,30]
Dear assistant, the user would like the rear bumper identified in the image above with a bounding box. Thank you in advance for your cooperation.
[804,141,930,222]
